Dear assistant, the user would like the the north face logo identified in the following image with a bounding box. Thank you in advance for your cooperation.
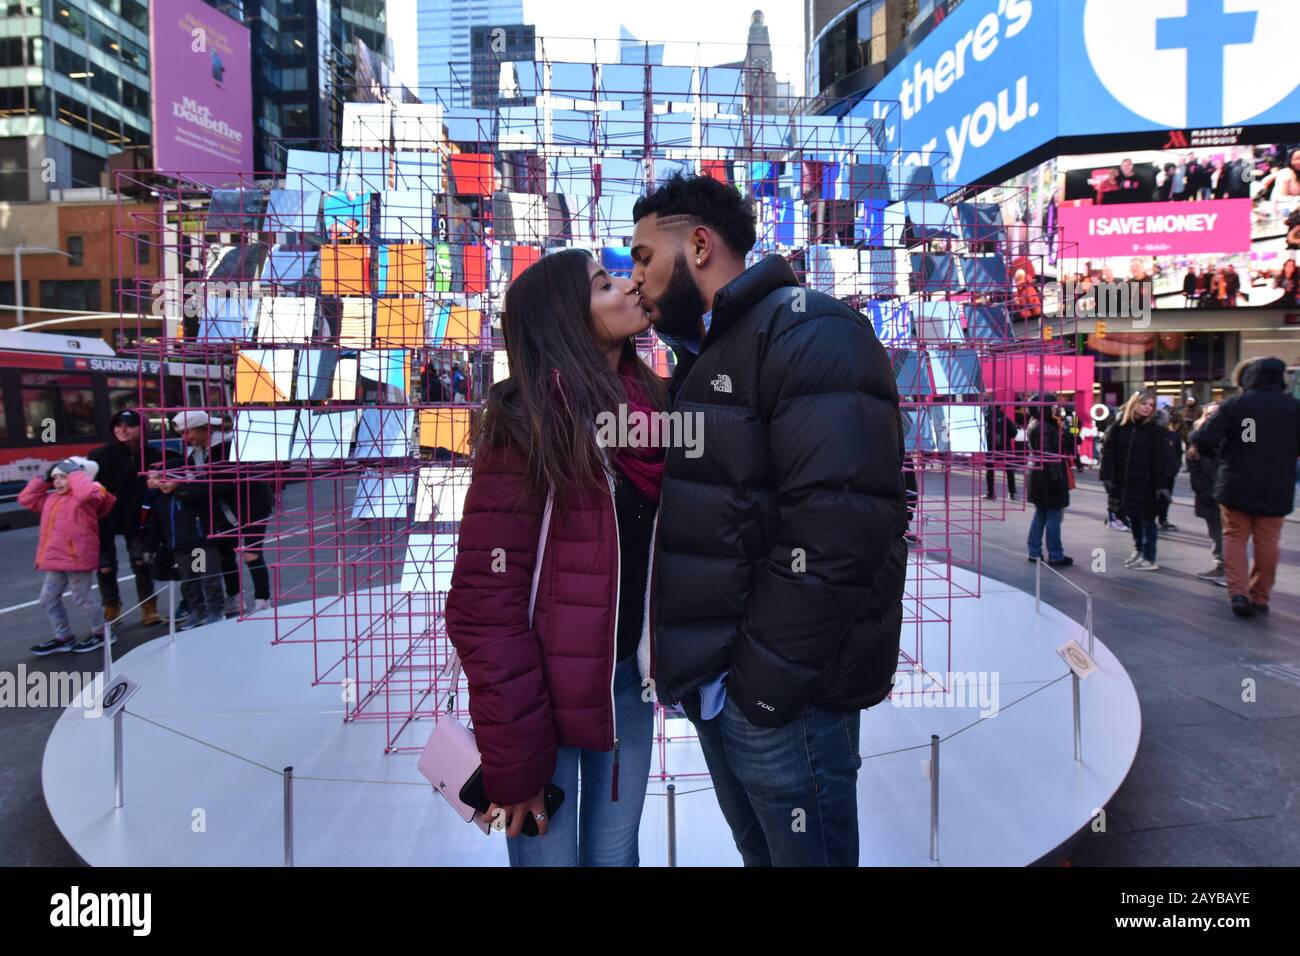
[711,374,732,394]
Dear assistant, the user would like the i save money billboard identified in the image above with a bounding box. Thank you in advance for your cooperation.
[859,0,1300,188]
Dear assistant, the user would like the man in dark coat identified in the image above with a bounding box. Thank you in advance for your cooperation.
[1186,403,1225,582]
[1194,357,1300,617]
[631,173,907,867]
[89,409,166,626]
[1025,398,1072,566]
[984,405,1018,499]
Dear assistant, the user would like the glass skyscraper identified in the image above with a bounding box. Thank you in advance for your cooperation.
[417,0,523,105]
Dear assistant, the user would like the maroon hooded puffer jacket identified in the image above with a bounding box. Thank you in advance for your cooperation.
[444,442,657,806]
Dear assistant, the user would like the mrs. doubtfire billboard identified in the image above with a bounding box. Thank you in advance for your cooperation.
[149,0,253,185]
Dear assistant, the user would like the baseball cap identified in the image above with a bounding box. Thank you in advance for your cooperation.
[110,409,141,427]
[171,410,216,432]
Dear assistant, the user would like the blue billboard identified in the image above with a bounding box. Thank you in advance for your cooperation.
[859,0,1300,187]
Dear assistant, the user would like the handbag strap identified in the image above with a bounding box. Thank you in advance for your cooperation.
[439,485,553,715]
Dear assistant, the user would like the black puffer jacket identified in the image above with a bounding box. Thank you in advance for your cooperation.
[1162,427,1183,482]
[1185,422,1219,519]
[1026,415,1070,511]
[1194,358,1300,516]
[1099,416,1167,520]
[89,439,166,535]
[654,255,908,728]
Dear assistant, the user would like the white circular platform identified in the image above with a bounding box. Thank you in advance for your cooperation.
[42,566,1140,866]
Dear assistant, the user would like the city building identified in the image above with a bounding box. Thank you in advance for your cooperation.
[618,25,663,67]
[0,0,154,202]
[806,0,963,109]
[469,22,535,109]
[0,195,161,341]
[417,0,523,106]
[831,0,1300,403]
[0,0,393,202]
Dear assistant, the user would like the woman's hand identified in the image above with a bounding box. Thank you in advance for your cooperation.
[486,789,550,838]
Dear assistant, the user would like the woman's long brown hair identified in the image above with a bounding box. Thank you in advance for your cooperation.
[477,249,667,498]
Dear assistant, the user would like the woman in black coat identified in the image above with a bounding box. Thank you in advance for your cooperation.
[1025,398,1072,566]
[1099,389,1168,570]
[1186,402,1224,581]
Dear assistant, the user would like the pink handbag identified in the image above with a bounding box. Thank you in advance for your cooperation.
[419,488,554,830]
[418,654,489,832]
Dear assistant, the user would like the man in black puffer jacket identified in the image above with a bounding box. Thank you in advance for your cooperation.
[632,174,907,867]
[1194,357,1300,617]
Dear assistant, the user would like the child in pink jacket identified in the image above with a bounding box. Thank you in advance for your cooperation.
[19,457,117,656]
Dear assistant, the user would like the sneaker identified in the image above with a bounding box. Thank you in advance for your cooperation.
[1251,603,1269,615]
[1108,519,1129,531]
[203,612,226,627]
[71,631,117,654]
[1130,558,1159,571]
[224,595,242,617]
[983,493,996,500]
[252,598,272,612]
[1159,521,1179,532]
[1123,550,1141,567]
[176,613,207,631]
[1231,595,1255,618]
[31,637,76,656]
[1196,564,1225,580]
[1027,555,1041,563]
[1047,556,1074,568]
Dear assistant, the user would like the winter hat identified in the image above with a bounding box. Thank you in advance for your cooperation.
[51,456,100,481]
[172,410,217,432]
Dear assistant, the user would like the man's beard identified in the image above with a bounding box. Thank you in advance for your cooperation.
[649,253,707,339]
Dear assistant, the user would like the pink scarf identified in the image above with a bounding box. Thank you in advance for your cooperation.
[613,359,665,503]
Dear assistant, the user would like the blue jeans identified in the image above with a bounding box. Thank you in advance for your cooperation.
[687,694,862,866]
[1027,507,1064,560]
[506,655,653,867]
[1128,515,1158,562]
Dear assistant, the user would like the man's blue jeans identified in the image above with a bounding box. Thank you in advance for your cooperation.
[1027,506,1064,561]
[506,655,653,867]
[687,694,862,866]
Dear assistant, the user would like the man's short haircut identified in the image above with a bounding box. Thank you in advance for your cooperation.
[632,173,757,256]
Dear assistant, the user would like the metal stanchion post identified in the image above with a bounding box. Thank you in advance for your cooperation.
[169,579,177,644]
[283,766,294,867]
[1085,594,1094,657]
[1034,555,1041,613]
[666,783,677,868]
[929,734,940,862]
[1072,673,1082,761]
[114,710,124,808]
[102,618,113,681]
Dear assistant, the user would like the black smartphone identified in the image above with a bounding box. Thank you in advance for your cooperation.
[458,769,565,837]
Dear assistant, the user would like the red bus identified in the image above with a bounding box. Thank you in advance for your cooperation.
[0,330,230,501]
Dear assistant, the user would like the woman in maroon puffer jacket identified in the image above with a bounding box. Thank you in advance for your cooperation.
[445,249,667,867]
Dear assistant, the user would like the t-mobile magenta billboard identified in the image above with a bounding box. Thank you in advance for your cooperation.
[149,0,253,185]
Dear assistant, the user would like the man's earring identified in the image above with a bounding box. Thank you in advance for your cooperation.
[695,257,702,266]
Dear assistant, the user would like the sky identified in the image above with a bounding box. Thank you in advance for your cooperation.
[387,0,806,95]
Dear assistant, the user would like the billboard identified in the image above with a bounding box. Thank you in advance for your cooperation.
[149,0,254,185]
[978,144,1300,310]
[859,0,1300,188]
